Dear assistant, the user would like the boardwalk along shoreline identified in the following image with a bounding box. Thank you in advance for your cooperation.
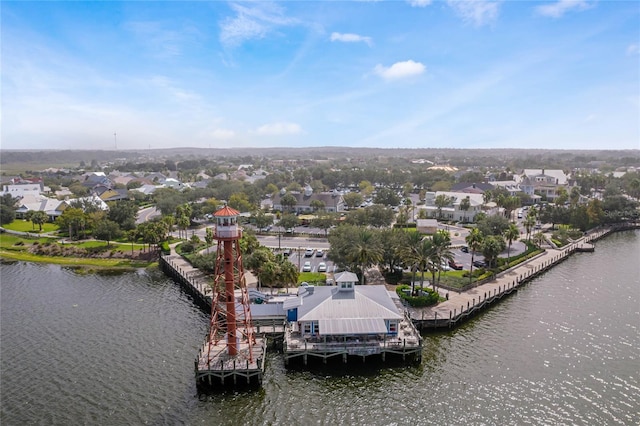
[159,223,639,334]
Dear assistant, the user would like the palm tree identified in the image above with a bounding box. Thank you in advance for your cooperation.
[460,196,471,223]
[434,194,452,220]
[31,211,48,232]
[524,214,536,241]
[400,231,424,293]
[481,235,505,270]
[277,256,299,292]
[465,228,484,284]
[428,230,454,287]
[503,223,520,266]
[403,237,434,291]
[350,229,383,285]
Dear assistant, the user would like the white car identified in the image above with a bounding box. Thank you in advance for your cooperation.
[302,261,312,272]
[318,262,327,272]
[304,248,315,257]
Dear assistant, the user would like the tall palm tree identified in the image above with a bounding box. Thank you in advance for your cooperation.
[524,214,536,241]
[465,228,484,284]
[350,229,383,285]
[503,223,520,265]
[405,237,434,291]
[432,230,454,287]
[399,231,424,293]
[277,256,299,292]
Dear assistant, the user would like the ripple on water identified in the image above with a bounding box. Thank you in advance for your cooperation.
[1,231,639,425]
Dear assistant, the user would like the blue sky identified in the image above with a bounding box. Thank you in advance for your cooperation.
[2,1,639,151]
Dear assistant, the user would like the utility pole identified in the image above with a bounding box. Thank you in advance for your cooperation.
[114,132,117,150]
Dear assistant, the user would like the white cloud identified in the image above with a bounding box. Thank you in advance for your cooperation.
[220,2,298,48]
[255,122,302,136]
[373,60,426,80]
[627,44,639,56]
[535,0,593,18]
[330,32,372,46]
[447,0,500,26]
[408,0,432,7]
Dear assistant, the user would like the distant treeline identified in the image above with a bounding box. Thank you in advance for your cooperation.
[1,147,638,170]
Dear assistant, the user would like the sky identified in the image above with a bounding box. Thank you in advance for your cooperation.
[1,0,639,151]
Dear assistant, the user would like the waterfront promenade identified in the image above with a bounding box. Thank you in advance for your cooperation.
[160,225,634,331]
[407,227,614,329]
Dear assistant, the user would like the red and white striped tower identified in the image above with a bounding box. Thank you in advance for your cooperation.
[206,205,255,361]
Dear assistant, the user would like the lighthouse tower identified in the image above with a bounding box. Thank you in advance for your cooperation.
[196,205,264,389]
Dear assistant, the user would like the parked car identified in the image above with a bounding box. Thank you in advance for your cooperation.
[304,248,315,257]
[448,259,464,270]
[473,260,486,268]
[302,261,312,272]
[316,249,324,257]
[317,262,327,272]
[283,248,291,256]
[461,246,469,253]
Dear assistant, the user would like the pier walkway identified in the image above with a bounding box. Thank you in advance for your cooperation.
[408,227,613,329]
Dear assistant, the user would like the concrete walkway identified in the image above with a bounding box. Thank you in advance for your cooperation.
[407,229,608,324]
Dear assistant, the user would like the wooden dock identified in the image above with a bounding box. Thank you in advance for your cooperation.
[195,337,266,390]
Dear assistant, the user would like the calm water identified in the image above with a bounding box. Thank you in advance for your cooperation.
[1,231,639,425]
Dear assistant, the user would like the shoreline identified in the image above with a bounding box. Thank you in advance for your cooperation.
[410,223,639,331]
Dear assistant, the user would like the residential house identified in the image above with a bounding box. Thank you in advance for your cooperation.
[517,169,570,202]
[419,191,488,222]
[271,187,345,213]
[15,194,69,221]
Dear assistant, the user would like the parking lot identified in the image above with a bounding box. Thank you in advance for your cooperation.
[276,247,336,274]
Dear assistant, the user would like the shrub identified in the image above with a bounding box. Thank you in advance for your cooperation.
[395,284,439,307]
[179,241,195,254]
[160,241,170,255]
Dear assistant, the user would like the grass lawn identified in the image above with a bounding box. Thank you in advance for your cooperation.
[0,233,155,269]
[298,272,327,283]
[4,220,59,233]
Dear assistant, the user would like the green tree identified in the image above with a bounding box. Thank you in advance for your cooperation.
[93,219,121,246]
[31,211,49,232]
[311,213,336,237]
[280,192,297,213]
[278,214,299,233]
[24,210,35,229]
[374,187,400,207]
[503,223,520,265]
[407,237,434,291]
[107,200,138,230]
[434,194,452,219]
[432,230,454,287]
[459,196,471,222]
[350,229,383,285]
[56,207,86,239]
[481,235,505,269]
[309,199,325,212]
[228,192,253,212]
[205,227,214,253]
[465,228,484,284]
[343,192,364,209]
[399,231,424,293]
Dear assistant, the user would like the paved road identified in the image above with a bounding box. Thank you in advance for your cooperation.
[136,206,161,224]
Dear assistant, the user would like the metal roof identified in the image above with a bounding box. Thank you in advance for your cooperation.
[319,318,388,335]
[297,285,402,323]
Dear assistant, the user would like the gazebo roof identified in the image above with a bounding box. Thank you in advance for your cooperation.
[214,205,240,217]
